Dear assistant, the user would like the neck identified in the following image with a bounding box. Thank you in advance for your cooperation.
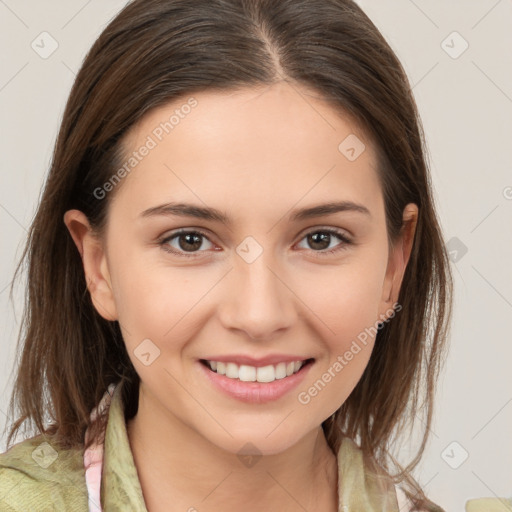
[126,386,339,512]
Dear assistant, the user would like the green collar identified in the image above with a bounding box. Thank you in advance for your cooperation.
[2,380,507,511]
[99,380,399,511]
[100,380,147,510]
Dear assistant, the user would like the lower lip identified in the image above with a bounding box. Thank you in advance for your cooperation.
[198,360,314,404]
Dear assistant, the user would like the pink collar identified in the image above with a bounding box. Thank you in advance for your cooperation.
[83,383,411,511]
[83,383,117,512]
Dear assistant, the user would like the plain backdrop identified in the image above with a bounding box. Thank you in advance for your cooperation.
[1,1,511,510]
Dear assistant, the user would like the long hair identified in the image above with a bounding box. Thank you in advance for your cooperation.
[4,1,453,509]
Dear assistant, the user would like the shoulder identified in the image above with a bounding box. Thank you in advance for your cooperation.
[394,484,448,512]
[465,498,512,512]
[337,437,412,509]
[0,433,89,511]
[394,487,512,512]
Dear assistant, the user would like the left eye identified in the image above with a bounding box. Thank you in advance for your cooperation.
[295,229,352,254]
[159,228,352,257]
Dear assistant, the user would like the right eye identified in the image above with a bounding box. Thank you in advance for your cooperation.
[159,230,216,257]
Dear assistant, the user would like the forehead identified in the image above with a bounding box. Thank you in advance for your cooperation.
[114,82,382,222]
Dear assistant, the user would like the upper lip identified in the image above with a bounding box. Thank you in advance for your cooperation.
[200,354,313,367]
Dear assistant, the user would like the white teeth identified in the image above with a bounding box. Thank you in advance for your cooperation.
[256,365,275,383]
[239,365,257,382]
[225,362,239,379]
[275,362,287,379]
[216,361,226,375]
[206,359,307,383]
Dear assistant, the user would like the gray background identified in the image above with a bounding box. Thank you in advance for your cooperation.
[1,1,511,510]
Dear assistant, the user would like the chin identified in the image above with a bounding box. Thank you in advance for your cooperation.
[203,428,305,459]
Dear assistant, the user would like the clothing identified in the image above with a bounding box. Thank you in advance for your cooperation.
[0,381,504,512]
[82,384,410,511]
[83,387,420,511]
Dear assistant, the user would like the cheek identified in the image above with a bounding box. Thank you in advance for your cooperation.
[108,249,184,342]
[292,260,384,400]
[110,250,218,366]
[293,257,386,342]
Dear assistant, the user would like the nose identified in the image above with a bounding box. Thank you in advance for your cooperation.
[218,250,297,341]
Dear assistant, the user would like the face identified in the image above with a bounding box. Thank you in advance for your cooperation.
[65,81,417,457]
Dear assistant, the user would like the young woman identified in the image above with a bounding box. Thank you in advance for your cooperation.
[0,0,470,510]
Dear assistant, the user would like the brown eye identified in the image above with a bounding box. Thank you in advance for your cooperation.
[160,230,214,256]
[296,228,352,255]
[177,232,203,252]
[306,232,331,250]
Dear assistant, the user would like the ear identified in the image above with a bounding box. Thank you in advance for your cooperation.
[379,203,418,319]
[63,209,118,321]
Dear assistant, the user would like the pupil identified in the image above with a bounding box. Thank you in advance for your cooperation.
[309,232,330,250]
[180,233,202,251]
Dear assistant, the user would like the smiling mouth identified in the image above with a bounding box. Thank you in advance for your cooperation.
[200,358,315,383]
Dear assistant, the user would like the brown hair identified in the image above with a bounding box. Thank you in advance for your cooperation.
[4,0,453,509]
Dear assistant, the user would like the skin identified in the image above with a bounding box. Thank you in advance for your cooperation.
[64,81,418,512]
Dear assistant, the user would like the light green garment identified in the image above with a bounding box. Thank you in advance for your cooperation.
[465,499,512,512]
[0,381,506,511]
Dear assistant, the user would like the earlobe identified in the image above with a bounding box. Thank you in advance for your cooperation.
[383,251,402,307]
[379,203,418,319]
[63,209,118,322]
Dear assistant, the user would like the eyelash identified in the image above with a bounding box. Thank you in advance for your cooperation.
[157,228,353,259]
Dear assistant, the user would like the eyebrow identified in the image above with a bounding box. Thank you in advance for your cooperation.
[139,200,371,224]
